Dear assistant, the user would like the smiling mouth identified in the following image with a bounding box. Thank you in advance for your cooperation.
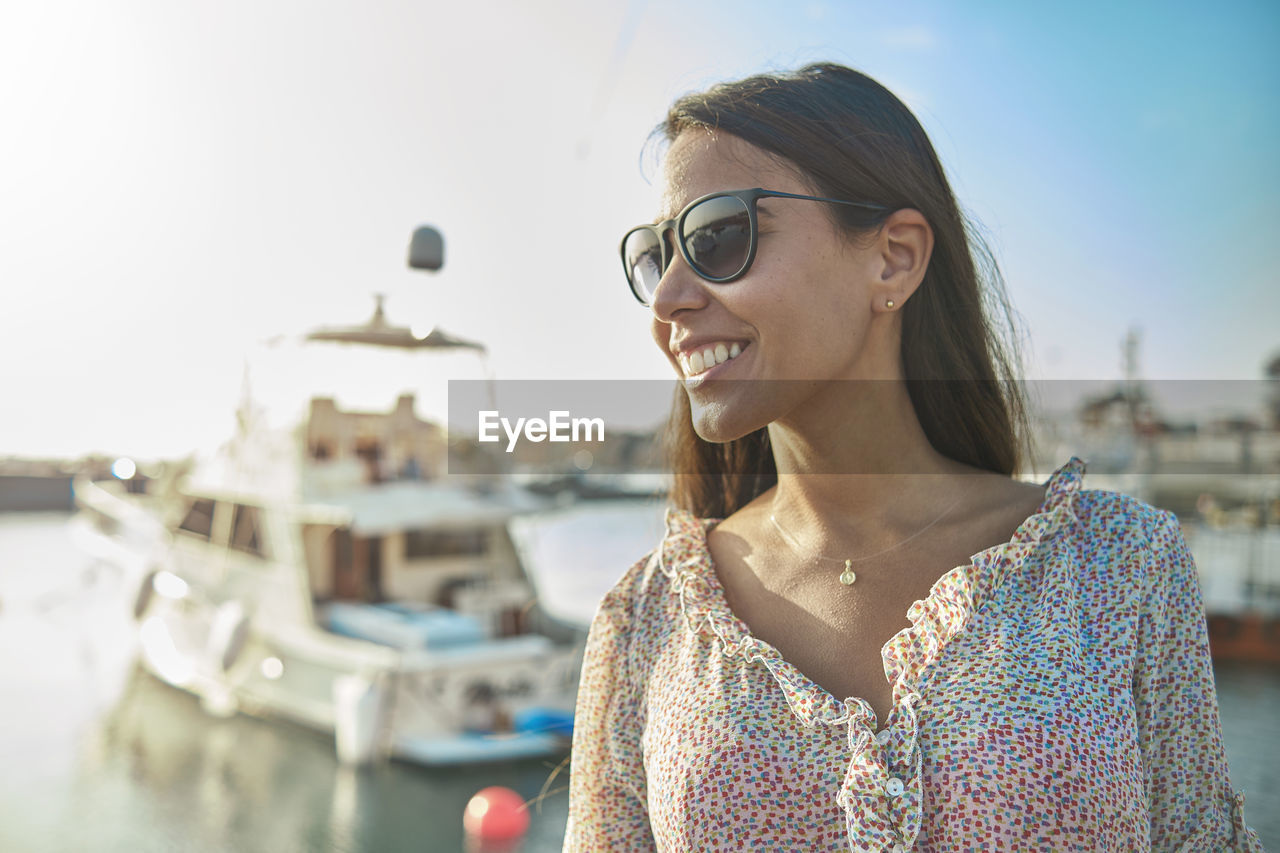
[677,341,747,380]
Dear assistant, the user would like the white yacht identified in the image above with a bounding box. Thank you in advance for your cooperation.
[73,298,583,765]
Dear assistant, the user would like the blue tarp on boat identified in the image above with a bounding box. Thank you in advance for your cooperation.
[324,602,487,649]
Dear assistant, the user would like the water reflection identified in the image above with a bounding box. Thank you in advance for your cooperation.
[76,666,569,852]
[55,664,560,850]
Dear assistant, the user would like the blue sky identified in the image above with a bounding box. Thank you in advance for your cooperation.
[1,0,1276,458]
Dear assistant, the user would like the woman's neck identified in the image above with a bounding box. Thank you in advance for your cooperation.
[765,378,969,530]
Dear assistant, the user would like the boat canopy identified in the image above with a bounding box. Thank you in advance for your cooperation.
[305,296,484,352]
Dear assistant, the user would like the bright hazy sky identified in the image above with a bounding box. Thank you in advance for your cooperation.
[2,0,1277,459]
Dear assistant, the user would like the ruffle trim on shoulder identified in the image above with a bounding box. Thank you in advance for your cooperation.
[656,457,1087,729]
[882,457,1085,705]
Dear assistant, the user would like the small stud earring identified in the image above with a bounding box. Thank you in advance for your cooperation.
[885,299,896,310]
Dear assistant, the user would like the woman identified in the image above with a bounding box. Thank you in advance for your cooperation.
[564,64,1260,852]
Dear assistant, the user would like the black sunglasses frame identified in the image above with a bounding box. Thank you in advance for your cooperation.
[620,187,890,306]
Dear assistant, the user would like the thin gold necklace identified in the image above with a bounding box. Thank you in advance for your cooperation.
[768,494,963,585]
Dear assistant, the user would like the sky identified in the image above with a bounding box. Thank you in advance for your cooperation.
[1,0,1277,459]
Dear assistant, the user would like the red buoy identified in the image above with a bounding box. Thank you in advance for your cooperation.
[463,786,530,842]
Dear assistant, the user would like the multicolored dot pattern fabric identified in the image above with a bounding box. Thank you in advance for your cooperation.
[563,459,1263,851]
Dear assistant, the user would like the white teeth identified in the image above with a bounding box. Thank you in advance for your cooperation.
[680,341,747,377]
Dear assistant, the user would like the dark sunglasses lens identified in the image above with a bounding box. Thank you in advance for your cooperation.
[622,229,664,303]
[682,195,751,280]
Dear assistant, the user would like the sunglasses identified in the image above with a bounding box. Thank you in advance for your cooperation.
[620,188,890,306]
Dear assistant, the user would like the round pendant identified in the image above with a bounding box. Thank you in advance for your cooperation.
[839,567,857,585]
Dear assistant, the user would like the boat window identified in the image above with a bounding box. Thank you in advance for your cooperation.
[176,498,216,540]
[230,504,266,558]
[404,528,488,560]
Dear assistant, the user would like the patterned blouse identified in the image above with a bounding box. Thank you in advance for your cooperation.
[563,459,1262,851]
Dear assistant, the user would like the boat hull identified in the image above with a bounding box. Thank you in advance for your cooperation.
[135,595,580,765]
[1206,611,1280,666]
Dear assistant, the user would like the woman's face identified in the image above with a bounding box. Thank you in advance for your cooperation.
[649,131,892,442]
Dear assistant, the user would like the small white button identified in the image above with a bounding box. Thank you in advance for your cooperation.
[889,844,905,853]
[885,777,905,797]
[875,729,891,746]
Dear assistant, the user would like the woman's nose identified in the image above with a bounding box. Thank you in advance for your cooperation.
[649,251,709,323]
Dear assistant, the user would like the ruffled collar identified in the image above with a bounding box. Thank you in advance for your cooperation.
[654,457,1085,729]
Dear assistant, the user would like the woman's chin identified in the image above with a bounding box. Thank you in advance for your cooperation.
[688,395,769,444]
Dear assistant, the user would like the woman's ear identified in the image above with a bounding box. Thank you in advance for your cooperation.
[871,208,933,313]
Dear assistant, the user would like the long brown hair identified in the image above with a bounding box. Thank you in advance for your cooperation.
[659,63,1028,517]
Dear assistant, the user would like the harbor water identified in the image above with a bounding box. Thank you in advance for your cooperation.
[2,508,1277,851]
